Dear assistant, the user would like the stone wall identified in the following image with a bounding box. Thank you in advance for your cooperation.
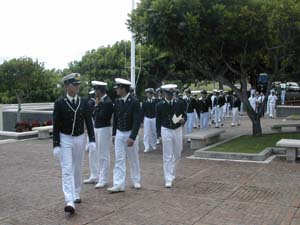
[276,105,300,117]
[3,110,52,131]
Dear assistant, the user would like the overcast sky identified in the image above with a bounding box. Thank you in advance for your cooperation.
[0,0,138,69]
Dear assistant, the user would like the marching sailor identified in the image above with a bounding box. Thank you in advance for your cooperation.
[107,78,142,193]
[142,88,158,152]
[156,84,187,188]
[198,90,211,131]
[183,88,198,142]
[84,81,114,189]
[53,73,96,214]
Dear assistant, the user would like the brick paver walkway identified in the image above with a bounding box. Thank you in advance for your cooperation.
[0,116,300,225]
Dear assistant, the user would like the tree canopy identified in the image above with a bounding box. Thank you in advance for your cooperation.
[129,0,300,135]
[0,57,62,104]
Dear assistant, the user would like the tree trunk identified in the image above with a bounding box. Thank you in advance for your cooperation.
[15,92,21,123]
[250,113,262,136]
[240,95,263,136]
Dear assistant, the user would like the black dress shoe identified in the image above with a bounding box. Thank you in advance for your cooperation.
[64,205,75,214]
[74,198,81,204]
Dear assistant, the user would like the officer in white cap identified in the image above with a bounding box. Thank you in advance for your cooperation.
[156,84,186,188]
[142,88,159,152]
[268,89,278,118]
[107,78,142,193]
[53,73,96,214]
[198,90,211,131]
[84,81,114,189]
[155,87,163,100]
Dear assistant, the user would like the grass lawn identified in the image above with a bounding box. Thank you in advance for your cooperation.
[207,133,300,154]
[287,114,300,120]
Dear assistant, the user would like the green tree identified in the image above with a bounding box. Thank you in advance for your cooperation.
[68,41,191,98]
[129,0,300,135]
[0,57,62,120]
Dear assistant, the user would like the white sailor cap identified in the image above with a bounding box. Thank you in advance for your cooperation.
[161,84,177,92]
[145,88,154,93]
[115,78,131,87]
[62,73,81,85]
[89,90,95,95]
[91,81,107,87]
[213,89,218,92]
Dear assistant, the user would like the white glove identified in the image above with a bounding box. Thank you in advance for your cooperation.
[53,147,61,160]
[88,142,96,152]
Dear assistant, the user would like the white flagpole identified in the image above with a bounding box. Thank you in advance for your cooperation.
[130,0,136,92]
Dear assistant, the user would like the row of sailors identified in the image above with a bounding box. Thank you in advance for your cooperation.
[52,73,245,214]
[248,90,278,118]
[52,74,188,214]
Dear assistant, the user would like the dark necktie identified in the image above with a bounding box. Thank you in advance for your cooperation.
[72,99,77,108]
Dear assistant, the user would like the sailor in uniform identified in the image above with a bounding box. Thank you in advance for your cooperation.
[142,88,158,152]
[231,93,241,126]
[268,90,278,118]
[107,78,142,193]
[183,88,198,142]
[198,90,211,131]
[84,81,114,189]
[53,73,96,214]
[156,84,187,188]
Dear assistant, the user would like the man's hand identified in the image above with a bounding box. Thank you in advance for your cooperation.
[88,142,96,152]
[126,138,134,147]
[179,118,185,124]
[95,97,100,106]
[112,136,115,145]
[53,147,61,160]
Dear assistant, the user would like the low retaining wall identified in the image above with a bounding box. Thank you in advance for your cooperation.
[276,105,300,117]
[3,110,52,132]
[0,130,38,140]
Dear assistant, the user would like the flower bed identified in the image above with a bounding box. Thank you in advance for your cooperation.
[15,120,52,132]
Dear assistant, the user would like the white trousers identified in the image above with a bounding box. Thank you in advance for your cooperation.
[222,104,227,118]
[95,127,112,183]
[215,107,223,127]
[231,107,240,125]
[185,113,194,134]
[59,133,86,203]
[161,126,183,183]
[200,112,210,131]
[143,117,156,150]
[211,107,216,122]
[193,111,199,127]
[269,103,276,117]
[87,132,98,179]
[113,130,141,188]
[281,94,285,105]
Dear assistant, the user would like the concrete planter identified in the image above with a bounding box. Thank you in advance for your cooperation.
[0,130,38,140]
[276,105,300,117]
[193,135,278,161]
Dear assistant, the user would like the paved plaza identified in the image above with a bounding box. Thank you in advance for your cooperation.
[1,116,300,225]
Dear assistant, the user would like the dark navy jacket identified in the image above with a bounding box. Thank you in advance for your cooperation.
[198,97,211,113]
[94,95,114,128]
[53,96,95,147]
[155,98,187,138]
[112,94,141,140]
[183,97,198,113]
[142,98,159,119]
